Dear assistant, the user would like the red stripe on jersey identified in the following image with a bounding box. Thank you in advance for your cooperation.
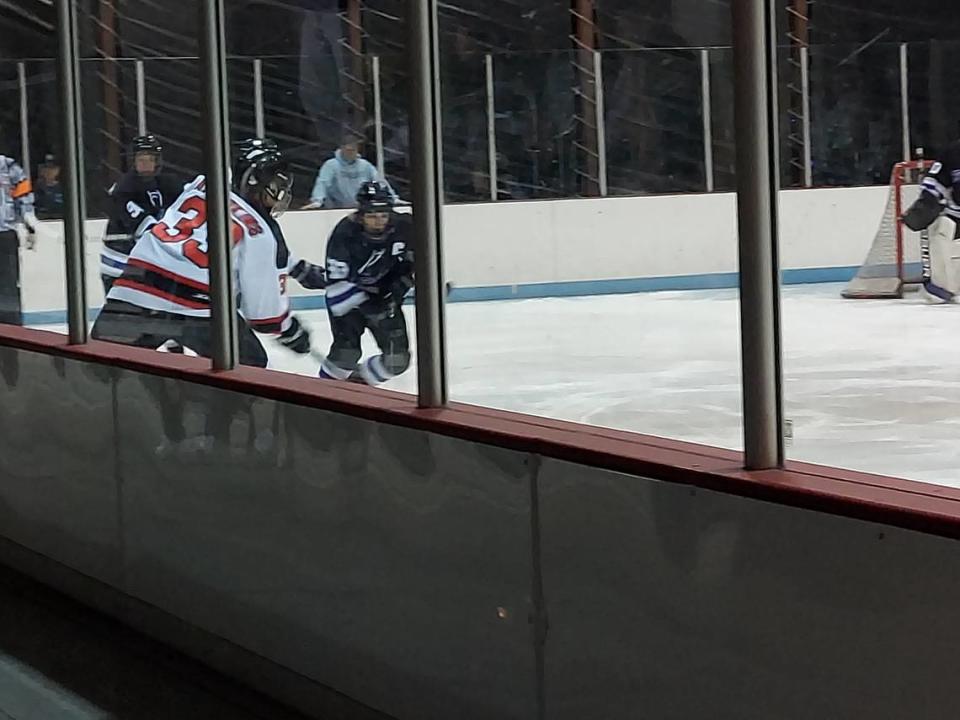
[127,258,210,292]
[247,310,290,334]
[113,278,210,310]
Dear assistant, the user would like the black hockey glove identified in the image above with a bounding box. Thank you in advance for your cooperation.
[278,316,311,354]
[290,259,326,290]
[384,275,414,313]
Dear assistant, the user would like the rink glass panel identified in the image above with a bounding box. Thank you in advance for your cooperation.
[602,48,706,195]
[806,42,903,187]
[490,51,577,200]
[907,40,960,162]
[223,2,418,396]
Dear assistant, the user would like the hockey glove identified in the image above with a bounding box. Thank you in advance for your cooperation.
[384,276,414,314]
[15,223,36,251]
[278,316,311,354]
[290,259,326,290]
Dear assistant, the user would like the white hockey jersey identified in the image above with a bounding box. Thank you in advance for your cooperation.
[107,176,292,334]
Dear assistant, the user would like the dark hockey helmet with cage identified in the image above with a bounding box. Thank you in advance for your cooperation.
[356,180,394,213]
[232,142,293,217]
[131,134,162,175]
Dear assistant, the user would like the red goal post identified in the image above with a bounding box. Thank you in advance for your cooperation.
[842,159,934,299]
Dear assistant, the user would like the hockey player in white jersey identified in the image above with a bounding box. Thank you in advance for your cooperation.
[902,141,960,303]
[91,143,318,366]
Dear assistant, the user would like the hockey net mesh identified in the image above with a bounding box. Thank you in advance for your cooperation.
[842,161,931,299]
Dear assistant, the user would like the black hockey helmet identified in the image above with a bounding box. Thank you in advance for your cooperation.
[232,141,293,217]
[356,181,394,238]
[131,134,162,175]
[356,180,394,213]
[131,134,162,155]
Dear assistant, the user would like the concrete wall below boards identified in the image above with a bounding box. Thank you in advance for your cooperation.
[0,341,959,719]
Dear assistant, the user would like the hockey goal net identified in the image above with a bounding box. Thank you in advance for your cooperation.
[842,159,933,299]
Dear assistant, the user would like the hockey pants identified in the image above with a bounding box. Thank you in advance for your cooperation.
[91,299,268,367]
[323,303,410,384]
[0,230,22,325]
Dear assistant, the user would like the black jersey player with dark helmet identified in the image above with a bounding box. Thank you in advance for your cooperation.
[100,134,183,294]
[319,180,414,385]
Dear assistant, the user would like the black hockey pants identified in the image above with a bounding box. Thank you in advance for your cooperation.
[91,299,268,367]
[0,230,22,325]
[326,301,410,377]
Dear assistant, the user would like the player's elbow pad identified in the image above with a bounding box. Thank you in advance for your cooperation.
[903,194,942,231]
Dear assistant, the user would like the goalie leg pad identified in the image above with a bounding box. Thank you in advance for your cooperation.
[922,215,960,303]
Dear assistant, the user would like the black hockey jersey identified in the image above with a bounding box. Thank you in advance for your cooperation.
[101,170,183,280]
[104,171,182,250]
[324,212,414,317]
[904,142,960,230]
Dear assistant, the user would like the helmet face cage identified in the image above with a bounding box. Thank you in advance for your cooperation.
[264,170,293,217]
[235,147,292,217]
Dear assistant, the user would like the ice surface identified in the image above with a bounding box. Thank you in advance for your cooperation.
[43,283,960,488]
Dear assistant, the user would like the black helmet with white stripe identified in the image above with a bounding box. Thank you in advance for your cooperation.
[356,180,394,213]
[232,139,293,217]
[131,134,162,176]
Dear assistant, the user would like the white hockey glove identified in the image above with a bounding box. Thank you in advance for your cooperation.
[22,211,38,250]
[15,223,36,251]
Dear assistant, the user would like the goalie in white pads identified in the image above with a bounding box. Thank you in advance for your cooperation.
[92,142,323,366]
[902,144,960,303]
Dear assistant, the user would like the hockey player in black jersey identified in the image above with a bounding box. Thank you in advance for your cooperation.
[902,142,960,303]
[319,181,414,385]
[100,134,183,294]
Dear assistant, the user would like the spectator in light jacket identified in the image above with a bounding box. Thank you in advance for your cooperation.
[304,137,397,209]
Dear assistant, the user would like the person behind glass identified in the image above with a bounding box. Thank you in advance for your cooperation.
[34,154,64,220]
[0,135,38,326]
[319,181,414,385]
[92,141,322,368]
[100,134,183,294]
[303,135,397,209]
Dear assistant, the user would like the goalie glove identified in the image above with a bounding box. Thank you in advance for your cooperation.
[289,259,326,290]
[278,316,311,354]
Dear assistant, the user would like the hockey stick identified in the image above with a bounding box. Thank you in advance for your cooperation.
[920,227,931,285]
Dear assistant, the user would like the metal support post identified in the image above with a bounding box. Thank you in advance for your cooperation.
[900,43,911,162]
[372,55,385,177]
[253,58,265,138]
[731,0,784,469]
[800,45,812,187]
[485,53,498,201]
[593,51,608,197]
[408,0,448,406]
[17,63,30,178]
[56,0,88,343]
[136,59,146,134]
[700,49,714,192]
[200,0,237,370]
